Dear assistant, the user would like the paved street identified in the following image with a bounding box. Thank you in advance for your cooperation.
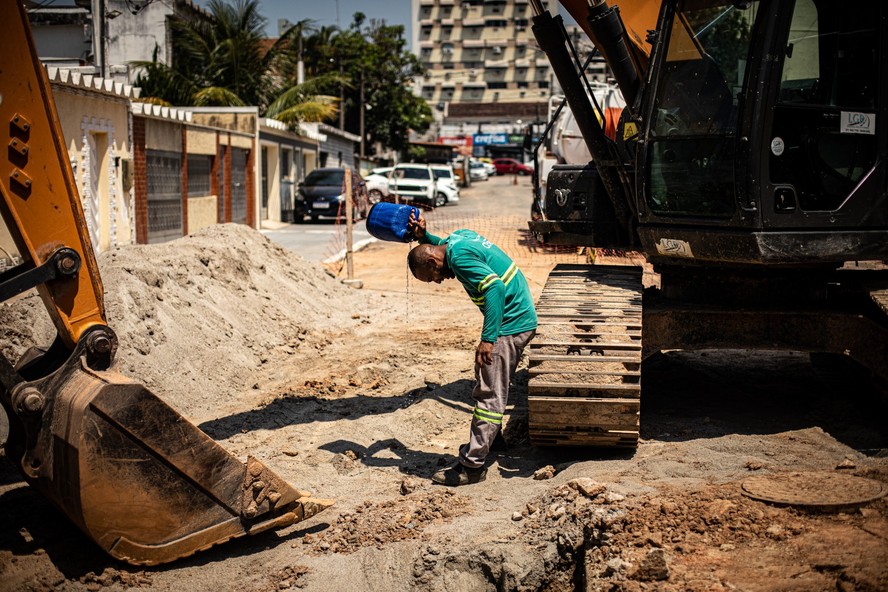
[261,173,535,262]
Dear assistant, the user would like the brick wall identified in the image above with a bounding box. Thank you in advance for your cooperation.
[181,124,189,235]
[246,144,255,227]
[132,116,148,244]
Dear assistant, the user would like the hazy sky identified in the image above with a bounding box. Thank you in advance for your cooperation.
[193,1,574,48]
[216,0,415,39]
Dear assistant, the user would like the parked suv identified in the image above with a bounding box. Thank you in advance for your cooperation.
[429,164,460,206]
[493,158,533,175]
[388,164,436,206]
[295,167,370,222]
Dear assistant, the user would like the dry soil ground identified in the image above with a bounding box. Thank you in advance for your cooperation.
[1,177,887,591]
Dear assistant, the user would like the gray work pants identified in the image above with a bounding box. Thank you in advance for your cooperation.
[459,329,536,469]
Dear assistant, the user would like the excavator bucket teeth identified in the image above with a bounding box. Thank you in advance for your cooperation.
[4,356,332,566]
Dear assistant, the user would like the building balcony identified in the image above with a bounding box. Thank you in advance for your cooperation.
[484,60,509,68]
[462,39,486,48]
[462,18,485,26]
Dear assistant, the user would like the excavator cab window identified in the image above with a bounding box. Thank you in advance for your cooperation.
[768,0,880,212]
[646,0,761,218]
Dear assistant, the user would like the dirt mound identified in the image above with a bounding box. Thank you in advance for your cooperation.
[0,223,395,421]
[305,489,471,554]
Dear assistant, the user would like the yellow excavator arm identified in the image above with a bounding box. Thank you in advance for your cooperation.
[560,0,661,73]
[0,0,330,565]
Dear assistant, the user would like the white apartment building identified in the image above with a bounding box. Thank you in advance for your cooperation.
[413,0,559,106]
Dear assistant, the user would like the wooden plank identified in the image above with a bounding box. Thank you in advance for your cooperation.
[529,430,638,447]
[529,341,640,349]
[528,367,641,376]
[528,383,640,397]
[528,396,639,428]
[528,354,641,363]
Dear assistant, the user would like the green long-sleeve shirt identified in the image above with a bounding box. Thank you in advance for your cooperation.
[422,229,537,342]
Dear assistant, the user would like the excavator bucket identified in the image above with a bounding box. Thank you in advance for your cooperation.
[0,0,331,565]
[2,335,332,566]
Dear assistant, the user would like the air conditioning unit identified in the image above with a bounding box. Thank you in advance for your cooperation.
[492,46,503,55]
[469,69,477,76]
[443,46,454,55]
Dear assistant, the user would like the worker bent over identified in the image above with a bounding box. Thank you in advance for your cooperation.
[408,212,537,486]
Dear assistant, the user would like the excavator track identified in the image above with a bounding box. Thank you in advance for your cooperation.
[527,264,643,447]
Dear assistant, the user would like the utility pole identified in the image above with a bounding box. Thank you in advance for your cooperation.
[297,32,304,85]
[359,72,365,159]
[341,168,362,289]
[339,62,345,130]
[92,0,107,78]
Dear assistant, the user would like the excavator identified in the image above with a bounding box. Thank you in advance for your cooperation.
[0,0,330,565]
[525,0,888,446]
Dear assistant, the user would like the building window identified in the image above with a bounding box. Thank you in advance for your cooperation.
[187,154,212,197]
[488,82,507,89]
[538,81,549,89]
[146,150,183,242]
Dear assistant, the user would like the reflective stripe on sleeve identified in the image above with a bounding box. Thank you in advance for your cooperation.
[478,273,499,292]
[501,263,517,285]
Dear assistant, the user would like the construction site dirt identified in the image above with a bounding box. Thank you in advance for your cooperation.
[1,175,887,592]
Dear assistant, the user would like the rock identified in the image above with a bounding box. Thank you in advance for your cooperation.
[703,499,735,524]
[744,459,764,470]
[533,465,556,480]
[836,458,856,470]
[660,501,679,516]
[630,548,670,582]
[511,511,524,521]
[526,502,539,515]
[765,524,785,539]
[604,492,625,504]
[646,532,663,548]
[603,557,630,576]
[567,477,605,498]
[400,478,421,495]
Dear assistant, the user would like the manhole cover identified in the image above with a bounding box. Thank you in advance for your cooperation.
[741,471,887,510]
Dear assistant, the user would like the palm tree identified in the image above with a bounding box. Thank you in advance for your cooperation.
[133,0,339,124]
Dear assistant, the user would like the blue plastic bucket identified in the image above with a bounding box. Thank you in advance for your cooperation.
[365,202,422,243]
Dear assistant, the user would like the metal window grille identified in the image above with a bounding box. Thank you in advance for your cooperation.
[187,154,213,197]
[230,148,248,225]
[146,150,183,243]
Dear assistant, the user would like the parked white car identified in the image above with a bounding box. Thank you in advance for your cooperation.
[430,164,459,206]
[363,166,392,202]
[388,164,436,206]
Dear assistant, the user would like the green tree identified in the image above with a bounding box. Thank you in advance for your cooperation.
[302,13,432,153]
[133,0,338,124]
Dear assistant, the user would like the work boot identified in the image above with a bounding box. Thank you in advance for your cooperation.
[431,462,487,486]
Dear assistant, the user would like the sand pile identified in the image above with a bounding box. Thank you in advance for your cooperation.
[0,224,394,421]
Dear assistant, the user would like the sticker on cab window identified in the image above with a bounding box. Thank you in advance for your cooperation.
[840,112,875,135]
